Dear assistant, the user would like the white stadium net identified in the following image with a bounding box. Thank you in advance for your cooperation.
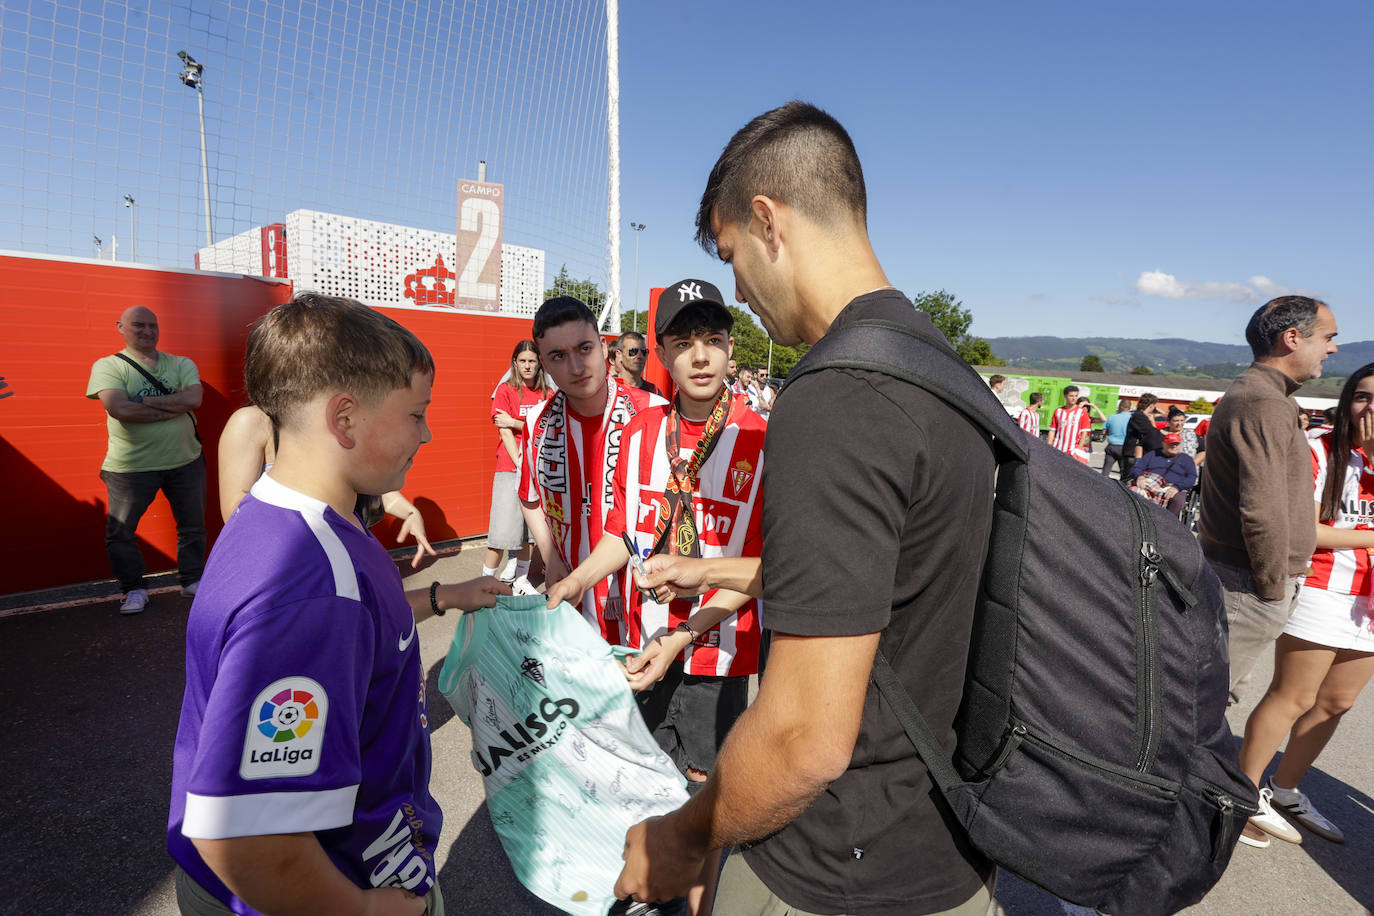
[0,0,618,323]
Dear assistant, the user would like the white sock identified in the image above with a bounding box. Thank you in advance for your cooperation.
[514,560,531,579]
[481,565,497,577]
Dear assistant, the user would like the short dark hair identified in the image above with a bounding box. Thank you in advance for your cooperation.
[660,302,733,341]
[1063,385,1079,397]
[1028,392,1044,406]
[695,101,867,258]
[246,293,434,429]
[989,374,1006,387]
[533,296,597,343]
[1244,296,1325,360]
[616,331,645,348]
[1137,393,1158,409]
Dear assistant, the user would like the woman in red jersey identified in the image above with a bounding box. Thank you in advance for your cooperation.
[483,340,552,587]
[1238,363,1374,848]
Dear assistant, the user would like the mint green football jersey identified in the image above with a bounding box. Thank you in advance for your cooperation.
[438,595,689,915]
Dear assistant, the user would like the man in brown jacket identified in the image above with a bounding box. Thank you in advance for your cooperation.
[1198,295,1338,706]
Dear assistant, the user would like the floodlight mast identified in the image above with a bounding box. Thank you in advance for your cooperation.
[177,51,213,247]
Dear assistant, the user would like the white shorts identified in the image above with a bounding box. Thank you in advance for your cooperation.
[1282,585,1374,651]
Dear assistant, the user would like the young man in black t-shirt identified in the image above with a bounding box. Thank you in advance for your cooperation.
[1122,392,1165,474]
[613,102,996,916]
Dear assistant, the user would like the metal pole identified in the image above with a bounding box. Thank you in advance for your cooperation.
[124,194,135,261]
[767,339,773,378]
[197,85,212,247]
[631,222,644,331]
[602,0,621,331]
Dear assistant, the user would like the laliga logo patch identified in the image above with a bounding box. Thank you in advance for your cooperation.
[677,281,703,302]
[240,676,327,780]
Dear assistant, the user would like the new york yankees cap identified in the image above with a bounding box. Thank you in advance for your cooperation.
[655,278,731,337]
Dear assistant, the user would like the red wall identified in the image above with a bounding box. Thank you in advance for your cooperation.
[0,254,534,596]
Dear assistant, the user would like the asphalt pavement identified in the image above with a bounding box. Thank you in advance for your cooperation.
[2,533,1371,916]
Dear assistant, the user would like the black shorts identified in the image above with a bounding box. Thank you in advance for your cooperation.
[635,660,748,786]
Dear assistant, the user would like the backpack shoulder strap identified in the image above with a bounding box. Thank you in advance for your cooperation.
[783,318,1028,463]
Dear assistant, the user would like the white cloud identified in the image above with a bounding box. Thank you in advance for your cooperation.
[1126,269,1297,304]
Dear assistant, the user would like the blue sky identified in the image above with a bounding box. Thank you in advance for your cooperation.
[2,0,1369,346]
[618,1,1373,345]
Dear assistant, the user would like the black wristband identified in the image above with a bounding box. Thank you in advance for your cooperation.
[429,581,445,616]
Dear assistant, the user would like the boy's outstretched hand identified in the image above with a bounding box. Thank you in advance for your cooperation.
[622,632,688,690]
[446,576,510,611]
[397,512,436,568]
[544,573,587,610]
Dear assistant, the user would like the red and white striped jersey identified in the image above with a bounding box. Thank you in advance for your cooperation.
[520,379,665,639]
[1049,406,1090,454]
[1016,406,1040,437]
[1306,436,1374,596]
[603,404,766,677]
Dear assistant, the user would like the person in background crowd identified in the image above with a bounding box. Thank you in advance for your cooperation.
[86,306,205,615]
[614,330,663,396]
[1049,385,1091,461]
[1077,396,1107,455]
[753,368,774,418]
[1237,363,1374,849]
[484,340,552,588]
[613,99,997,916]
[1102,398,1133,476]
[1016,391,1044,437]
[1125,432,1198,515]
[1167,406,1205,466]
[725,358,742,394]
[219,405,435,567]
[1298,409,1310,431]
[988,374,1006,396]
[1199,295,1339,711]
[1122,392,1164,475]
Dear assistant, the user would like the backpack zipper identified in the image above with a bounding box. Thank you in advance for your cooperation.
[1124,487,1163,772]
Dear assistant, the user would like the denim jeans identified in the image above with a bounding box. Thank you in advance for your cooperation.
[100,455,206,592]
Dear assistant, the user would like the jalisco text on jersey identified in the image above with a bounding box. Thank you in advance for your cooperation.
[473,696,581,776]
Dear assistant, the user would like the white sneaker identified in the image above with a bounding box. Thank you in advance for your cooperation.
[1268,780,1344,843]
[1249,787,1302,844]
[119,588,149,615]
[511,575,540,597]
[499,556,519,582]
[180,581,199,598]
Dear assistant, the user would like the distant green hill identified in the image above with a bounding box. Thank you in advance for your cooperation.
[985,336,1374,378]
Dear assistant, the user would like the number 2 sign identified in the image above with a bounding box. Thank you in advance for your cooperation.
[456,179,504,311]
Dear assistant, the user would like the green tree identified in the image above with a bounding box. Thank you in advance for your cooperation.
[1187,398,1214,414]
[544,264,607,325]
[912,290,1004,366]
[1130,365,1154,375]
[1080,354,1105,373]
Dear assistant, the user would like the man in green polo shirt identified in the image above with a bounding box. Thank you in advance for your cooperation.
[86,306,205,614]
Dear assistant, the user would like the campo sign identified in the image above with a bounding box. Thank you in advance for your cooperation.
[456,179,504,312]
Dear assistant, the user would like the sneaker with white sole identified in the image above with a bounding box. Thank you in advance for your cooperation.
[1238,822,1271,848]
[180,581,199,598]
[510,575,540,597]
[1249,786,1303,844]
[1267,780,1344,843]
[119,588,149,615]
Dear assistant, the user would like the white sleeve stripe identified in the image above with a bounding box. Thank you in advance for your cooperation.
[302,507,361,601]
[181,785,358,839]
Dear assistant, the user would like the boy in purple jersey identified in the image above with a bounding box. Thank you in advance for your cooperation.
[168,293,506,916]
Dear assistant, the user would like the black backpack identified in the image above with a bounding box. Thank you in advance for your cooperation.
[785,317,1258,916]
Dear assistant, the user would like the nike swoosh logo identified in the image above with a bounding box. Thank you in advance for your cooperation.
[398,619,416,652]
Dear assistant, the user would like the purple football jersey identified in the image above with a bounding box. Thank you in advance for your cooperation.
[168,475,441,914]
